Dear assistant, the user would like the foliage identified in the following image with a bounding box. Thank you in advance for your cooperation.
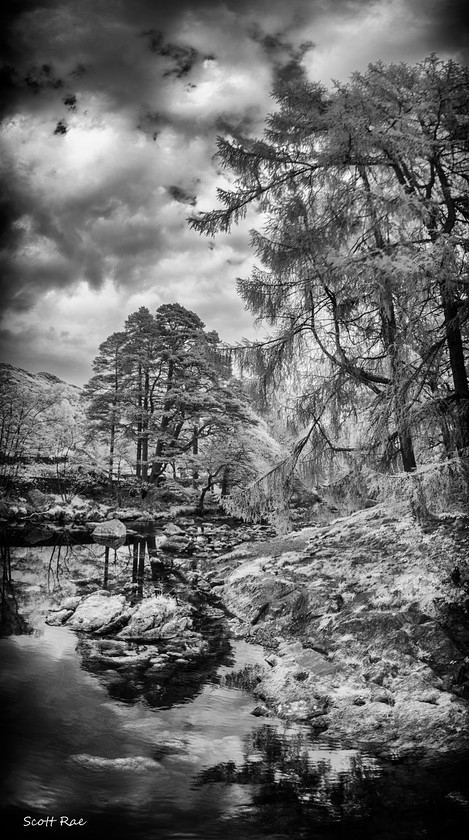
[82,331,130,481]
[82,303,269,489]
[222,425,318,532]
[366,457,469,518]
[190,55,469,521]
[180,407,284,511]
[0,365,86,486]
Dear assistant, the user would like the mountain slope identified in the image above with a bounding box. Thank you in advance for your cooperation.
[0,363,85,471]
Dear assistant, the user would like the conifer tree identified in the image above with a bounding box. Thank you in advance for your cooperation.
[122,307,161,480]
[148,303,251,482]
[190,56,469,479]
[82,331,128,480]
[83,303,257,485]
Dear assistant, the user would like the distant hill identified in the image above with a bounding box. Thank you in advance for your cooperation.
[0,363,85,476]
[0,362,82,396]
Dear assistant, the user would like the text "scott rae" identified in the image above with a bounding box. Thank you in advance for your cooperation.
[24,817,87,827]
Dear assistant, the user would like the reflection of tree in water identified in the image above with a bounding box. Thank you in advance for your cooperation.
[196,725,469,839]
[75,534,234,709]
[195,724,380,836]
[47,540,73,590]
[0,544,32,636]
[46,533,136,594]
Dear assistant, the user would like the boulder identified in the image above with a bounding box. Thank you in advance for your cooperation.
[163,523,185,535]
[66,592,129,633]
[92,518,126,546]
[23,523,53,544]
[46,609,75,626]
[410,620,466,675]
[26,488,54,510]
[116,595,192,641]
[251,704,270,717]
[160,536,189,554]
[112,508,145,521]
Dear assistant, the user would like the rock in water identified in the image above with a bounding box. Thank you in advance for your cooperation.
[66,592,129,633]
[163,523,185,535]
[23,523,53,544]
[251,704,270,717]
[26,489,54,510]
[92,518,126,546]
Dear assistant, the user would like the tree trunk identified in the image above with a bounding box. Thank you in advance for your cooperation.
[441,291,469,450]
[398,426,417,473]
[221,466,231,496]
[108,409,116,482]
[141,370,150,482]
[359,165,416,472]
[149,360,174,483]
[141,428,148,481]
[192,425,199,487]
[380,284,417,472]
[149,447,165,483]
[136,436,142,478]
[198,484,210,513]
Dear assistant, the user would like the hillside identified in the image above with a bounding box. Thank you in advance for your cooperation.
[0,363,85,475]
[0,363,82,394]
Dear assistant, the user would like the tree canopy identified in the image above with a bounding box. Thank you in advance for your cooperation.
[83,302,259,487]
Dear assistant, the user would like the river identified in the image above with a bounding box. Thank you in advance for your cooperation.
[1,531,469,839]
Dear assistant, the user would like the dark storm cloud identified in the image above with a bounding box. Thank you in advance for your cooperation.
[0,0,364,122]
[1,0,469,383]
[0,0,303,317]
[0,148,170,313]
[412,0,469,61]
[166,185,197,205]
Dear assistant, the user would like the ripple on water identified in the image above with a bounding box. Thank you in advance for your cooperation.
[2,543,469,839]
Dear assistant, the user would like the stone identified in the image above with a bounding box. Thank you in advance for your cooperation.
[26,488,54,510]
[22,523,54,544]
[66,592,129,633]
[160,537,188,554]
[251,704,270,717]
[291,646,339,677]
[92,518,126,544]
[46,609,74,626]
[60,596,82,610]
[115,595,194,643]
[163,523,185,535]
[112,508,143,521]
[411,620,465,677]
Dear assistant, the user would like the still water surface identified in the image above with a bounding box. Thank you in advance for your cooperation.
[1,538,469,839]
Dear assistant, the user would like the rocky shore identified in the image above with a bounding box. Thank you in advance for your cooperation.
[4,486,469,760]
[210,504,469,759]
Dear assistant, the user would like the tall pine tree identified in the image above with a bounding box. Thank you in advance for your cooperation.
[82,331,128,480]
[190,56,469,478]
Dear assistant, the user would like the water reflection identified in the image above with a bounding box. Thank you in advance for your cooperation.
[1,544,32,636]
[76,624,232,710]
[195,724,380,835]
[2,533,469,838]
[28,533,236,710]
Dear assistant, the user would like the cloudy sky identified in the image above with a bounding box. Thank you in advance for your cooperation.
[1,0,468,385]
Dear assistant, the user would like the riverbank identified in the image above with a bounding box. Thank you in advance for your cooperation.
[207,503,469,760]
[2,488,469,761]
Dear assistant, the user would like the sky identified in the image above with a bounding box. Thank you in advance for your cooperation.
[1,0,468,386]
